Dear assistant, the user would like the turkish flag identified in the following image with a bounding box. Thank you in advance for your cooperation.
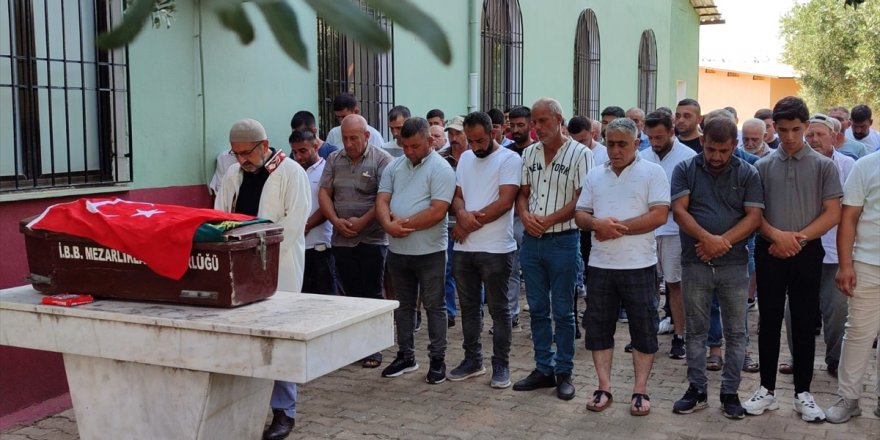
[26,198,256,280]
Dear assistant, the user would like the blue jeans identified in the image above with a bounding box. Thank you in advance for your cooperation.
[445,229,457,317]
[708,297,723,348]
[521,230,578,375]
[387,251,448,359]
[505,216,524,318]
[453,251,513,367]
[682,263,749,395]
[270,381,296,417]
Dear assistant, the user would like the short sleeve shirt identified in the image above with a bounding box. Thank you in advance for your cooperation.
[639,141,697,236]
[305,157,333,249]
[521,139,593,233]
[842,151,880,265]
[671,155,764,266]
[319,145,393,247]
[576,156,670,269]
[755,145,842,234]
[454,147,522,253]
[378,151,456,255]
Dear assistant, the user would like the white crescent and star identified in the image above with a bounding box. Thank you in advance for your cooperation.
[132,209,164,218]
[84,199,164,218]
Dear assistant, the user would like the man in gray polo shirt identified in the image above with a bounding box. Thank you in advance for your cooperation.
[670,115,764,419]
[376,117,456,384]
[318,114,393,368]
[742,96,842,423]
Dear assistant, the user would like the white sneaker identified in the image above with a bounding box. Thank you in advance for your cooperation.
[794,392,826,423]
[657,316,674,335]
[742,386,779,415]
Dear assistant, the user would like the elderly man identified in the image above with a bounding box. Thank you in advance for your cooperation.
[627,107,651,151]
[513,98,592,401]
[325,94,385,148]
[447,112,521,388]
[319,114,393,368]
[430,125,447,150]
[377,117,456,383]
[215,118,310,440]
[670,115,763,420]
[640,111,696,360]
[824,148,880,423]
[828,106,868,159]
[743,97,841,423]
[740,118,773,158]
[754,109,780,150]
[576,118,668,416]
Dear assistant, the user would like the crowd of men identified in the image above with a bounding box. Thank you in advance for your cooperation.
[211,93,879,440]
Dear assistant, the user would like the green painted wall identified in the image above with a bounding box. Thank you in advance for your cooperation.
[124,0,700,191]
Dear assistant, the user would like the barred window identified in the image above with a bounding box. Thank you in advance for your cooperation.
[638,30,657,113]
[317,5,394,141]
[573,9,600,120]
[1,0,131,193]
[481,0,522,111]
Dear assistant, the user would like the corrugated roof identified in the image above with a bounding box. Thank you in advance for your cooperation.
[690,0,725,25]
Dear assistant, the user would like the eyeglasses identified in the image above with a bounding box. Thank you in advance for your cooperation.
[229,141,263,158]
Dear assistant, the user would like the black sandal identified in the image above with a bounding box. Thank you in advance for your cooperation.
[630,393,651,416]
[586,390,613,412]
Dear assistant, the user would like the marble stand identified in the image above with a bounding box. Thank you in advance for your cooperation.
[0,286,398,440]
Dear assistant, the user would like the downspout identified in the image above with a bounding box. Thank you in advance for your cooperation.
[468,0,480,112]
[196,0,208,190]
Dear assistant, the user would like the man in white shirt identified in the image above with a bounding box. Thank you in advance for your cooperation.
[290,129,335,295]
[382,106,409,158]
[447,112,521,389]
[640,111,696,360]
[576,117,669,416]
[324,93,385,148]
[568,116,608,168]
[845,105,879,153]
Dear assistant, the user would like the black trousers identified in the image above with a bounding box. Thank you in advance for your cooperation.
[755,237,824,394]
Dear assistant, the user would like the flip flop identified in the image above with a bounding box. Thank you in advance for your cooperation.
[362,353,382,368]
[707,354,723,371]
[630,393,651,416]
[778,361,793,375]
[586,390,613,412]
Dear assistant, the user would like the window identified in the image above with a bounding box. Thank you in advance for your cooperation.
[638,30,657,113]
[481,0,522,111]
[317,4,394,140]
[573,9,600,119]
[1,0,131,193]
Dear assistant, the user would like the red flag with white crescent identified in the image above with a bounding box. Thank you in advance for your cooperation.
[27,198,256,280]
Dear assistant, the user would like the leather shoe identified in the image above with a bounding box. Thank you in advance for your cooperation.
[512,369,556,391]
[263,409,294,440]
[556,373,575,400]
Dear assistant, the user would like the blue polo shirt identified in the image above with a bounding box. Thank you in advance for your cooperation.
[378,150,456,255]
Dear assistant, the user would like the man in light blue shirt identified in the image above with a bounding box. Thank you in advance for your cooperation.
[376,117,456,384]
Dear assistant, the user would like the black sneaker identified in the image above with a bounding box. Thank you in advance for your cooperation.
[448,313,456,328]
[670,335,686,359]
[381,355,418,378]
[720,393,746,419]
[673,384,708,414]
[624,343,633,353]
[426,357,446,384]
[512,369,556,391]
[414,312,422,332]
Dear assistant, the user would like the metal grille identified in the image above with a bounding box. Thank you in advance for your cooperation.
[638,30,657,113]
[481,0,522,111]
[317,4,394,141]
[1,0,131,193]
[573,9,600,120]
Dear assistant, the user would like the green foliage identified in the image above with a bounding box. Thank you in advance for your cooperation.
[780,0,879,113]
[97,0,451,69]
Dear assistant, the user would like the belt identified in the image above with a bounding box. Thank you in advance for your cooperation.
[537,229,578,238]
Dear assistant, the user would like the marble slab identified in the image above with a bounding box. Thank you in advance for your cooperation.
[0,286,398,383]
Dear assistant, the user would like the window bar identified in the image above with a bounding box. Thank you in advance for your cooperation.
[22,0,39,188]
[60,0,72,185]
[7,0,22,189]
[77,0,89,183]
[42,0,57,186]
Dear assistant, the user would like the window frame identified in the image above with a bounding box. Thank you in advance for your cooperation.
[638,29,658,113]
[480,0,523,112]
[573,9,601,120]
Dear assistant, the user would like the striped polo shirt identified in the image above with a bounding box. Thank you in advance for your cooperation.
[521,138,592,233]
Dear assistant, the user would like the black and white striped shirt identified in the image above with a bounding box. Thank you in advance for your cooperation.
[521,138,592,233]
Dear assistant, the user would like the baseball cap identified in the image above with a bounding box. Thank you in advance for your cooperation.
[445,116,465,132]
[808,113,835,132]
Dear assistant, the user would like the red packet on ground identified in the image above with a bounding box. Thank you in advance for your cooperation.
[41,294,95,307]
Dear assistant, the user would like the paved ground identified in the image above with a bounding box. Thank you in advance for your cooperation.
[2,293,878,440]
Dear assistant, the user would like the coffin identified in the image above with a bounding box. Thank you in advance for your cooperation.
[19,219,283,307]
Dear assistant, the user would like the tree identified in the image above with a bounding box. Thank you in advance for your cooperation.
[779,0,879,113]
[98,0,451,69]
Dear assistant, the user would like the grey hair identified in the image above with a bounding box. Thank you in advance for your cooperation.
[742,118,766,134]
[532,97,564,117]
[828,116,842,134]
[626,107,646,119]
[606,117,638,138]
